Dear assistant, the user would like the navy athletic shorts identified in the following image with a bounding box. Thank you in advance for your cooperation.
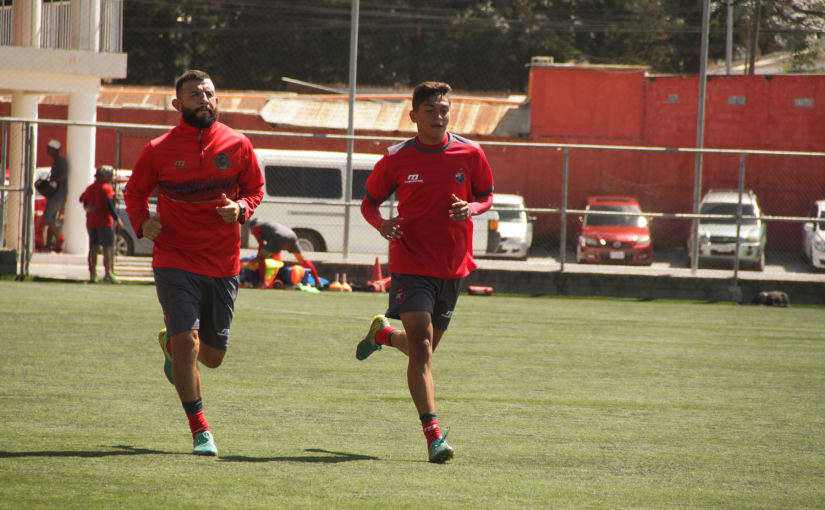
[88,227,115,247]
[385,273,463,331]
[153,267,240,351]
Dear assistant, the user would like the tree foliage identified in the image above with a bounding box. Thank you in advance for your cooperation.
[120,0,824,93]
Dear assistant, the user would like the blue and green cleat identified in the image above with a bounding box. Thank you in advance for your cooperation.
[158,329,174,385]
[193,430,218,456]
[356,315,390,360]
[428,426,455,463]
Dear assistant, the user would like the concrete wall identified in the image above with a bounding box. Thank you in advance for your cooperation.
[315,260,825,305]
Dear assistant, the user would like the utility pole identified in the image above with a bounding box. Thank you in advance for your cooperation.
[691,0,711,274]
[747,0,762,74]
[726,0,733,74]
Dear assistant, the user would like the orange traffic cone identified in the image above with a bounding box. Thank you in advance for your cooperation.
[367,257,382,292]
[329,273,345,292]
[341,273,352,292]
[371,257,383,282]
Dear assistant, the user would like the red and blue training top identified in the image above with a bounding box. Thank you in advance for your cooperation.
[363,133,494,279]
[79,179,116,229]
[124,119,264,278]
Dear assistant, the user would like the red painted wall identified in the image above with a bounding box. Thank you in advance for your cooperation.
[529,66,647,141]
[527,67,825,248]
[3,69,823,250]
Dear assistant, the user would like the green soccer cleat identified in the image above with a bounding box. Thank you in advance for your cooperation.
[428,426,455,463]
[103,273,121,284]
[193,431,218,456]
[158,329,174,385]
[356,315,390,360]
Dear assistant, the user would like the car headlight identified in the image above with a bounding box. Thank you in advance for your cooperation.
[745,232,761,243]
[585,237,599,247]
[814,239,825,252]
[635,235,650,246]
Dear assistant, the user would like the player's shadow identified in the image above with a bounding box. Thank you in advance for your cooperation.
[0,445,178,458]
[218,448,379,464]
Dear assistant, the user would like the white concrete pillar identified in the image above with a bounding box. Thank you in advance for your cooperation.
[63,90,98,255]
[4,91,39,253]
[13,0,42,48]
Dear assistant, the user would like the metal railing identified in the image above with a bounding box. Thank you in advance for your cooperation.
[3,117,825,289]
[100,0,122,53]
[0,3,12,46]
[41,1,72,50]
[0,0,122,52]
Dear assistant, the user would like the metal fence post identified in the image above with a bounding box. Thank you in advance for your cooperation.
[692,0,711,275]
[0,122,7,248]
[729,153,746,301]
[560,147,569,272]
[20,123,34,276]
[342,0,360,262]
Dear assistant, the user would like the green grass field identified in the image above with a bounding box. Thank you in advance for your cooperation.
[1,280,823,509]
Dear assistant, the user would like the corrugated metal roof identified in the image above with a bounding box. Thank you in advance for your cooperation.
[259,96,529,137]
[1,85,530,138]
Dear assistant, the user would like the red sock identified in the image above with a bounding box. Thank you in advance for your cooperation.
[422,420,441,448]
[257,256,268,284]
[186,410,210,438]
[376,326,396,346]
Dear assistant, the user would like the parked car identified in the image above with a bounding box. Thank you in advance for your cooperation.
[802,200,825,271]
[485,193,534,259]
[576,196,653,265]
[687,189,766,271]
[114,171,155,256]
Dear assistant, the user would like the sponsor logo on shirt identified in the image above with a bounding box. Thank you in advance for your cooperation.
[173,160,188,169]
[215,153,231,171]
[395,287,406,304]
[442,310,453,318]
[405,174,424,184]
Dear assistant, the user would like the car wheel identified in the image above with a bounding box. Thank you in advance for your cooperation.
[116,232,133,256]
[294,230,325,253]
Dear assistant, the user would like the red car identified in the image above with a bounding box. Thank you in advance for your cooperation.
[576,196,653,265]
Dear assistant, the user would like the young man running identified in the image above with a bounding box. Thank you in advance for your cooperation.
[124,70,264,456]
[356,81,495,463]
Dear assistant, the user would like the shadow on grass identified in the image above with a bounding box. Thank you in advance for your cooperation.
[0,445,178,458]
[218,448,379,464]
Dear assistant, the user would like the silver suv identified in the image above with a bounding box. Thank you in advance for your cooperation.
[688,189,767,271]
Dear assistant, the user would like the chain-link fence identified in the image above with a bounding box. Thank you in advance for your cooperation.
[112,125,825,279]
[3,118,824,281]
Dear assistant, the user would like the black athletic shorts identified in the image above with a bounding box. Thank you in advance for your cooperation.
[153,267,240,351]
[385,273,463,332]
[88,227,115,247]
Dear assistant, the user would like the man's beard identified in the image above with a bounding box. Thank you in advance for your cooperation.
[182,104,219,129]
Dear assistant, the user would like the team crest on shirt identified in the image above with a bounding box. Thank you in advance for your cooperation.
[214,152,231,171]
[395,287,406,305]
[455,167,466,184]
